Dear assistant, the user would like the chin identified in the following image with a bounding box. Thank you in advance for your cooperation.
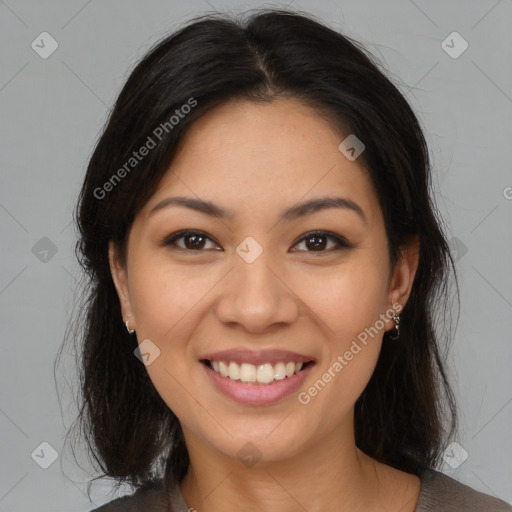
[188,419,309,465]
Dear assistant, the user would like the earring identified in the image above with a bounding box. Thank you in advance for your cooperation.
[125,319,135,334]
[388,313,400,341]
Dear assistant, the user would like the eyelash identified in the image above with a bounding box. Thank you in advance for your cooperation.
[161,229,352,254]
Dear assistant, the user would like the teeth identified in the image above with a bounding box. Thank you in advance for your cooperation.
[219,361,229,377]
[228,362,241,380]
[257,363,274,384]
[209,360,305,384]
[274,362,287,380]
[240,363,256,383]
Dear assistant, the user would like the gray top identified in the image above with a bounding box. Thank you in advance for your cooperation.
[90,468,512,511]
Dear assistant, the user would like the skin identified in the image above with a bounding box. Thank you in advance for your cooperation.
[109,96,421,512]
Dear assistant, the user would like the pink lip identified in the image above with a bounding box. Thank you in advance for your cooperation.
[201,361,315,406]
[199,348,315,366]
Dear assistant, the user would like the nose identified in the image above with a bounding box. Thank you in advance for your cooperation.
[215,250,300,334]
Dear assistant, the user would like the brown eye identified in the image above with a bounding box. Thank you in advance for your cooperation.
[291,231,351,253]
[163,230,219,251]
[162,230,351,253]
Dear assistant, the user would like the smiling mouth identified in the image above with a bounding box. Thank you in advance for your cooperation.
[201,359,315,385]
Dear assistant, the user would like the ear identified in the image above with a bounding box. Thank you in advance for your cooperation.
[387,235,420,315]
[108,240,136,330]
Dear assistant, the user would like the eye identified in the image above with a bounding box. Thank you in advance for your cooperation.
[162,229,352,253]
[162,230,220,251]
[290,231,352,253]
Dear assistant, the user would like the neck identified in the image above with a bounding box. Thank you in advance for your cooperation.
[178,413,385,512]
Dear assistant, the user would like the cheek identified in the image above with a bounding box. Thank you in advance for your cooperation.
[298,340,381,441]
[300,261,389,344]
[128,261,216,342]
[126,262,221,405]
[294,261,388,409]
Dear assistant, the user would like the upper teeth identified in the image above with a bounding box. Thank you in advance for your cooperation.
[211,361,304,384]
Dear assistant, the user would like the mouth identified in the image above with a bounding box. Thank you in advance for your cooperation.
[199,348,316,404]
[201,357,315,405]
[200,359,315,385]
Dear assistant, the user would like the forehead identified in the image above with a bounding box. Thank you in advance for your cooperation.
[142,96,380,227]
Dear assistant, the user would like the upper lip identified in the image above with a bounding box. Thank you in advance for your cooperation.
[200,349,316,366]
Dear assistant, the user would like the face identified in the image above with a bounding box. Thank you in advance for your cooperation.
[109,96,418,466]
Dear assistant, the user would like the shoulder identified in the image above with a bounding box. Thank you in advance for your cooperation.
[88,479,175,512]
[416,468,512,512]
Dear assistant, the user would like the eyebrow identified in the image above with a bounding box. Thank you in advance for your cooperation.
[148,195,367,225]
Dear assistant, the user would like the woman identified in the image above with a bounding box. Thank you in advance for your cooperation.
[59,8,512,511]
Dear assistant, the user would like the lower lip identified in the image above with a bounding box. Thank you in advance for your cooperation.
[202,362,314,405]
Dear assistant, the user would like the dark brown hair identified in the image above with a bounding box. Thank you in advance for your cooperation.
[55,7,459,498]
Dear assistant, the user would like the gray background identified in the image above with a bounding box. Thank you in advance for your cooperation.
[1,0,511,510]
